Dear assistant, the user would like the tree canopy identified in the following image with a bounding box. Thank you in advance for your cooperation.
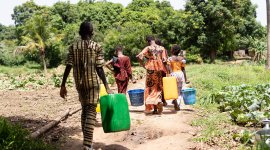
[0,0,266,67]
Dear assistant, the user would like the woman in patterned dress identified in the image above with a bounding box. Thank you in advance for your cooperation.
[137,36,168,114]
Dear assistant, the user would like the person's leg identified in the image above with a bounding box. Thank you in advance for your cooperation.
[156,71,164,114]
[81,104,97,148]
[157,102,163,114]
[153,105,158,114]
[116,80,121,93]
[161,71,167,106]
[173,100,180,111]
[122,79,129,94]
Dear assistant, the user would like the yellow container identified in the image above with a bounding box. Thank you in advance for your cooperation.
[96,104,101,112]
[100,84,107,97]
[97,84,108,113]
[163,77,178,100]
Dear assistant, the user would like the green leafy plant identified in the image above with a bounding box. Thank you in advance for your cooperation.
[0,117,53,150]
[233,130,255,145]
[209,84,270,125]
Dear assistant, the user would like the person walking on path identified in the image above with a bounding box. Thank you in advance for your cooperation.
[167,45,186,111]
[137,36,168,114]
[105,46,136,94]
[60,21,112,150]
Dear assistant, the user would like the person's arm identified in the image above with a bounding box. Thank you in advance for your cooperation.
[96,67,112,93]
[136,47,148,69]
[60,65,72,99]
[179,56,188,82]
[61,65,72,87]
[137,58,145,69]
[105,59,114,72]
[95,44,112,94]
[60,45,74,99]
[167,59,172,75]
[162,47,169,74]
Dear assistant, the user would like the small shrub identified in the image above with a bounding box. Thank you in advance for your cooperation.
[186,53,203,64]
[0,117,53,150]
[0,41,26,66]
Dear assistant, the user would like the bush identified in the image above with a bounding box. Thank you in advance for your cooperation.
[0,117,53,150]
[0,40,26,66]
[186,53,203,64]
[46,41,66,68]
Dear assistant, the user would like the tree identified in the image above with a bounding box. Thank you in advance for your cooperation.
[0,24,16,41]
[103,22,152,61]
[78,2,124,32]
[21,13,62,73]
[12,0,40,26]
[185,0,236,63]
[267,0,270,69]
[51,2,80,24]
[126,0,156,11]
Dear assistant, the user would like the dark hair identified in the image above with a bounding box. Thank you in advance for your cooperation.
[146,35,155,44]
[171,45,181,55]
[155,38,162,46]
[115,45,123,53]
[79,21,93,38]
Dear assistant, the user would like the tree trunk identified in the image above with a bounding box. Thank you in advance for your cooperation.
[266,0,270,69]
[210,49,216,63]
[30,107,82,139]
[41,54,47,74]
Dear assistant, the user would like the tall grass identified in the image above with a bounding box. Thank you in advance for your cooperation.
[186,63,270,104]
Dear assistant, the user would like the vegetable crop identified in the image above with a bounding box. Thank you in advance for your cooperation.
[211,84,270,126]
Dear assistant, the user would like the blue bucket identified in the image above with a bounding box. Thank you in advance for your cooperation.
[181,88,196,105]
[128,89,144,106]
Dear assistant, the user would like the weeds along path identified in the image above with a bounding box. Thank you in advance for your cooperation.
[0,78,210,150]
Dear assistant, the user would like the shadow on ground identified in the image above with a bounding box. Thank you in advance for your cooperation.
[94,142,130,150]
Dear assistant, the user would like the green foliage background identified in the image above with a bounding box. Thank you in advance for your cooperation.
[0,0,266,66]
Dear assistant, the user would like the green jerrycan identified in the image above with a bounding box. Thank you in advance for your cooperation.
[100,94,131,133]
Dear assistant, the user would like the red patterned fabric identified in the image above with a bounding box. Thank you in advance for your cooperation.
[111,56,132,93]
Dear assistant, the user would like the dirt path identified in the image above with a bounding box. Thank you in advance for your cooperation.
[0,79,203,150]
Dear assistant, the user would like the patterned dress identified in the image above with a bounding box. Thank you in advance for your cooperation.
[111,56,132,94]
[138,45,167,112]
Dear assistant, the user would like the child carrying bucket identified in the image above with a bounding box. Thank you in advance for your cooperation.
[167,45,186,111]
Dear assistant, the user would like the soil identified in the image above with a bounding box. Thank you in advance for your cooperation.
[0,79,214,150]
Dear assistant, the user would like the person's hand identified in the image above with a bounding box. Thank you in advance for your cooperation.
[60,86,67,99]
[132,79,137,84]
[106,88,114,94]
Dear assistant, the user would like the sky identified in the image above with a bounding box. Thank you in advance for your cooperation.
[0,0,267,26]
